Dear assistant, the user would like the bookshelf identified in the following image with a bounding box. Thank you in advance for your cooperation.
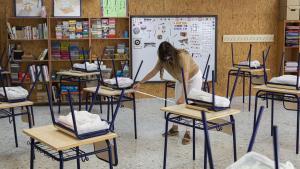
[281,20,300,75]
[6,17,130,104]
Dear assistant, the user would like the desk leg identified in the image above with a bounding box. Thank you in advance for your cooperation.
[11,108,18,147]
[164,82,168,118]
[110,96,114,119]
[226,71,231,98]
[253,92,259,131]
[85,92,89,111]
[78,78,82,111]
[30,138,35,169]
[201,112,214,169]
[133,93,138,139]
[249,75,252,112]
[30,106,35,126]
[107,97,110,121]
[271,94,274,136]
[76,147,80,169]
[163,113,170,169]
[297,97,300,154]
[243,73,245,103]
[58,76,62,114]
[193,119,196,161]
[230,115,237,161]
[26,106,32,128]
[106,140,113,169]
[59,151,64,169]
[113,138,119,165]
[204,139,207,169]
[99,96,103,114]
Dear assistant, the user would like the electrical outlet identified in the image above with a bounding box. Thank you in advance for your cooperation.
[223,34,274,42]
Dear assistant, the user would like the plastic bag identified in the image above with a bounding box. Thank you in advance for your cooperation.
[226,152,295,169]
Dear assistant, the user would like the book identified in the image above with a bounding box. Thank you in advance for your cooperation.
[6,22,15,39]
[38,49,48,60]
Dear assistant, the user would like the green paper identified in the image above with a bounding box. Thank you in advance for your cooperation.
[102,0,127,17]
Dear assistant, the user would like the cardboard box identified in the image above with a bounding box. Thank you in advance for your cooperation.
[280,6,300,20]
[280,0,300,6]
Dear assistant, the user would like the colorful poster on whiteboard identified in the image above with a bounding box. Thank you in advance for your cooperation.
[131,16,217,81]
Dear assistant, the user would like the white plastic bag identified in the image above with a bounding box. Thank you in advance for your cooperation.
[226,152,295,169]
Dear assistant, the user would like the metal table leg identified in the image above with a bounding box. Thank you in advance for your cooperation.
[163,113,170,169]
[230,115,237,161]
[133,93,137,139]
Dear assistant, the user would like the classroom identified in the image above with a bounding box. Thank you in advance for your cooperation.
[0,0,299,169]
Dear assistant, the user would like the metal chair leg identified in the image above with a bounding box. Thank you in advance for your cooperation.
[163,113,171,169]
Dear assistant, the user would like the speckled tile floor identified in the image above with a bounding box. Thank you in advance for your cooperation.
[0,97,299,169]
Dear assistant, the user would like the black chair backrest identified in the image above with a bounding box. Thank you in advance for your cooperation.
[182,67,240,108]
[231,43,252,67]
[97,55,143,89]
[203,54,210,79]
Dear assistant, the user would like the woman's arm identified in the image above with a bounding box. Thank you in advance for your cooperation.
[133,61,161,89]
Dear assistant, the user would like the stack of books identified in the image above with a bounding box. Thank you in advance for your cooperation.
[108,19,116,38]
[285,61,299,72]
[285,25,300,47]
[60,42,70,60]
[82,21,89,38]
[91,19,102,38]
[52,42,61,60]
[7,22,48,40]
[55,20,89,39]
[69,20,76,39]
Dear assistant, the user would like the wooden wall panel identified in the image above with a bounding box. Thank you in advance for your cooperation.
[130,0,280,98]
[1,0,280,99]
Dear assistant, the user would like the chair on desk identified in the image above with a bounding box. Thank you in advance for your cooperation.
[163,54,211,116]
[183,67,241,112]
[33,75,123,169]
[227,44,270,111]
[0,64,46,147]
[84,58,143,139]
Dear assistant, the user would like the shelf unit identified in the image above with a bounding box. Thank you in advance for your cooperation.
[6,16,130,104]
[281,20,300,75]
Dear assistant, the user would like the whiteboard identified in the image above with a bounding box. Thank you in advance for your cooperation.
[131,16,217,81]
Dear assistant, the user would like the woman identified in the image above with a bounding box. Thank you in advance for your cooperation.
[133,41,203,145]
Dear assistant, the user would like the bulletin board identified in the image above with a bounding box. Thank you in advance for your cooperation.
[131,16,217,81]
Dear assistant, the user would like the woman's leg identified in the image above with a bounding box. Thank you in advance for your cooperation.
[182,70,203,145]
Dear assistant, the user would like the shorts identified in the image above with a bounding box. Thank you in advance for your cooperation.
[175,70,203,100]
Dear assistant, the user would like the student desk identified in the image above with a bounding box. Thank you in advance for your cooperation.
[56,70,100,113]
[253,85,300,154]
[227,67,268,112]
[161,104,240,169]
[23,125,117,169]
[83,87,138,139]
[0,101,33,147]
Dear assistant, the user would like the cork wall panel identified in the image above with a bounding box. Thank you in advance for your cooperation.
[1,0,280,98]
[129,0,280,96]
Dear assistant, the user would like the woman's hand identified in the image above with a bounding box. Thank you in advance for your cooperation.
[176,95,185,104]
[133,82,141,90]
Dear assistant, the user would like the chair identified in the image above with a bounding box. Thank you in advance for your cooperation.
[183,68,241,111]
[227,45,270,111]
